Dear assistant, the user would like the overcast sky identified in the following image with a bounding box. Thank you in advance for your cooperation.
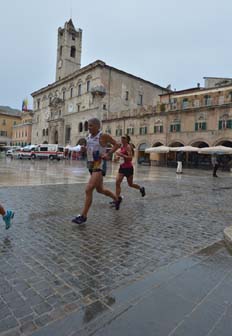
[0,0,231,109]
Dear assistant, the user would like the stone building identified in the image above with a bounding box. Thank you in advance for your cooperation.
[12,110,33,146]
[142,77,232,165]
[31,20,169,147]
[0,106,21,147]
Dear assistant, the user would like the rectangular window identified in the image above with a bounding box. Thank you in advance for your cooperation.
[219,119,232,129]
[170,124,181,132]
[2,120,6,125]
[154,125,163,133]
[125,91,129,101]
[205,96,212,106]
[195,122,206,131]
[182,100,188,109]
[63,91,65,100]
[138,94,143,105]
[116,129,123,136]
[77,104,80,112]
[37,99,40,109]
[78,84,81,96]
[65,127,71,142]
[87,81,90,92]
[219,96,224,105]
[126,127,134,135]
[70,88,73,98]
[139,126,147,135]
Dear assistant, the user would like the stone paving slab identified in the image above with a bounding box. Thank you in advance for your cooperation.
[72,242,232,336]
[0,162,231,334]
[31,242,232,336]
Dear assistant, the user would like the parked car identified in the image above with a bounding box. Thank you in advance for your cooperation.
[17,145,36,159]
[6,147,21,158]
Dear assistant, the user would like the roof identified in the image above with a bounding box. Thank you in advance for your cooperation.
[0,106,22,117]
[31,60,169,96]
[203,76,232,80]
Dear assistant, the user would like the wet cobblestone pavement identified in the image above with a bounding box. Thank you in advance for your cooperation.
[0,158,232,335]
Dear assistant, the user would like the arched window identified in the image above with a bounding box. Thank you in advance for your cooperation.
[42,129,46,136]
[70,46,76,58]
[46,128,49,136]
[84,121,88,131]
[79,122,83,132]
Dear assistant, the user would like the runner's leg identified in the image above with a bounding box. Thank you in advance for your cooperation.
[116,173,124,198]
[96,172,117,200]
[81,173,99,217]
[126,175,140,190]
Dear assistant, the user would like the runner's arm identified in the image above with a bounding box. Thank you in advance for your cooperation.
[101,134,120,159]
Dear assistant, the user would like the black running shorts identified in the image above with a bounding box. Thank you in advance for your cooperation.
[119,167,134,177]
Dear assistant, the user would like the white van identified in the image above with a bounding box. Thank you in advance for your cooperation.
[31,144,64,160]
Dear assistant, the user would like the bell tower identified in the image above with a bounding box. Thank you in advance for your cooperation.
[56,19,82,81]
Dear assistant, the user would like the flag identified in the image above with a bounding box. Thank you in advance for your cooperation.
[22,98,28,111]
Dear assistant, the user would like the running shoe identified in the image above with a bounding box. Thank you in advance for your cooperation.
[3,210,14,230]
[140,187,146,197]
[72,215,87,224]
[114,196,123,210]
[109,196,123,206]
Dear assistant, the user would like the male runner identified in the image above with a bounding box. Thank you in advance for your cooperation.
[72,118,121,224]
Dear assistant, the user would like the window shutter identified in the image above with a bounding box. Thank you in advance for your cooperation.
[228,120,232,129]
[218,120,222,130]
[202,122,206,130]
[195,123,198,131]
[160,125,163,133]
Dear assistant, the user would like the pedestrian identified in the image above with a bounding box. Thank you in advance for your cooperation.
[72,118,121,224]
[176,150,184,174]
[0,204,14,230]
[114,135,145,201]
[211,154,219,177]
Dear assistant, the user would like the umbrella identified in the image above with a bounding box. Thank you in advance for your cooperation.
[198,146,232,155]
[145,145,170,153]
[170,146,199,152]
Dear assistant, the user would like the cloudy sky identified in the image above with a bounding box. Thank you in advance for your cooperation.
[0,0,231,109]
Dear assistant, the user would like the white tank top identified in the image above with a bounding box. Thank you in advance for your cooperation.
[86,131,106,170]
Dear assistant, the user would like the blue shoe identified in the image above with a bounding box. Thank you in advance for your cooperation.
[3,210,14,230]
[72,215,87,224]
